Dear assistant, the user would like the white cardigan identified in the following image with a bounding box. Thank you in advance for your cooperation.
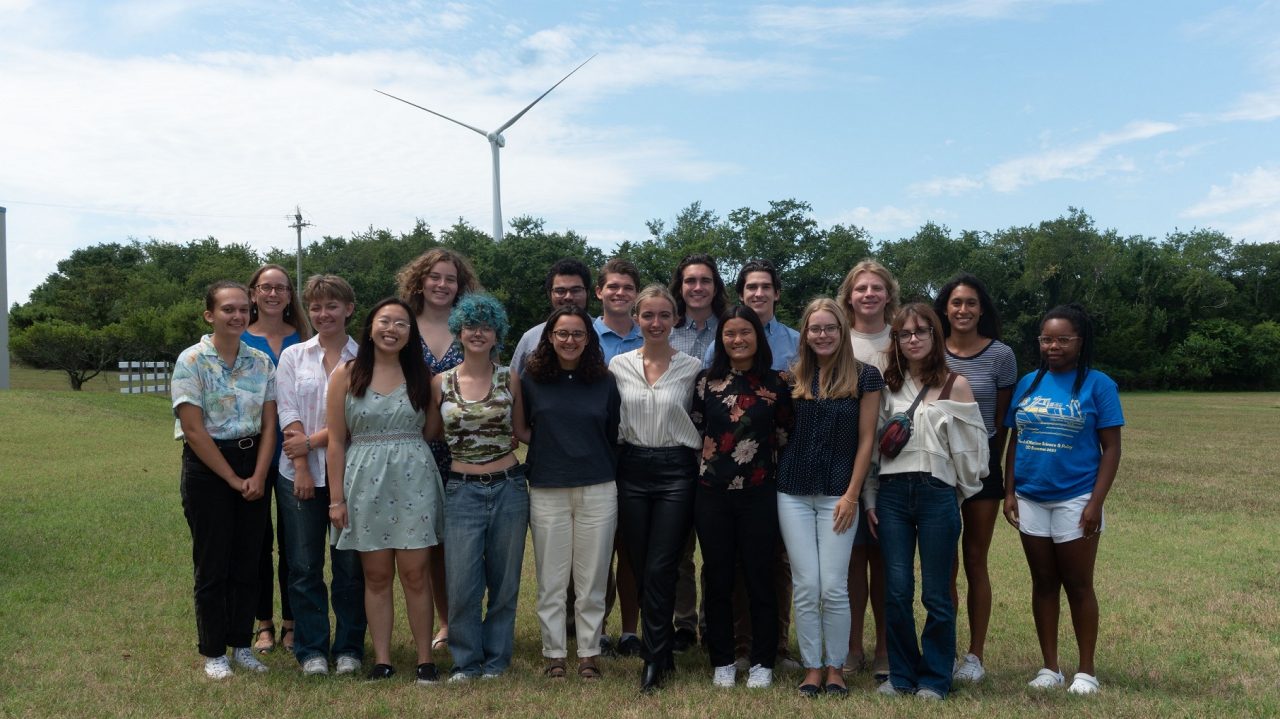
[862,377,990,510]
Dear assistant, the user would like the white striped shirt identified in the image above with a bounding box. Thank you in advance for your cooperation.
[609,348,702,450]
[275,334,359,487]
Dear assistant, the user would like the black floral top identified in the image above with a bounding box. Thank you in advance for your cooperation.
[775,364,885,497]
[690,369,794,490]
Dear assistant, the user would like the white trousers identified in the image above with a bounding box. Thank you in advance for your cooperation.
[529,481,619,658]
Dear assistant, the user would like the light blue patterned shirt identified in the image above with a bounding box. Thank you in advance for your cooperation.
[172,334,276,440]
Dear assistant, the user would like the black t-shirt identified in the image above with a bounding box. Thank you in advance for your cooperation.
[521,370,621,488]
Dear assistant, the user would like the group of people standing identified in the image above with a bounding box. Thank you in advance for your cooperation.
[172,250,1123,700]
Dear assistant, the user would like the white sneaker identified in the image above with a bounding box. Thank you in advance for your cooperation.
[334,655,361,675]
[448,672,471,683]
[712,664,736,688]
[204,655,233,680]
[877,679,902,696]
[301,656,329,676]
[233,647,269,673]
[1028,667,1065,689]
[746,664,773,689]
[916,687,943,701]
[480,673,501,680]
[953,653,986,682]
[1068,672,1100,695]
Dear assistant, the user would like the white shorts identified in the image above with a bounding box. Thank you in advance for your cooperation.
[1016,492,1102,544]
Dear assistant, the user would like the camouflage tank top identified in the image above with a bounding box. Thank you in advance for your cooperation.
[439,364,515,465]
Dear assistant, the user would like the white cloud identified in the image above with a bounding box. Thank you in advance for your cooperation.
[1183,167,1280,218]
[1217,87,1280,122]
[1219,208,1280,243]
[909,175,983,197]
[829,205,923,233]
[750,0,1087,40]
[912,120,1177,196]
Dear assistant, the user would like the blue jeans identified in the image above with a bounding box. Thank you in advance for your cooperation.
[776,492,855,669]
[877,472,961,697]
[444,468,530,676]
[276,475,366,664]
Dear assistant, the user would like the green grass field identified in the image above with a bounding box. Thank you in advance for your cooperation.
[0,383,1277,718]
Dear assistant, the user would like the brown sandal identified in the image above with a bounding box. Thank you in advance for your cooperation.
[544,658,567,679]
[578,658,602,680]
[253,625,275,654]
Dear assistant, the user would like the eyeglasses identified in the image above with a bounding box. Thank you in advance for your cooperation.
[806,324,841,336]
[255,283,291,295]
[895,327,933,343]
[462,324,495,334]
[552,330,588,341]
[373,318,410,330]
[551,286,587,297]
[1037,335,1079,347]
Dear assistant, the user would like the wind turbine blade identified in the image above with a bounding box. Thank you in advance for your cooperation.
[495,54,596,135]
[374,89,489,137]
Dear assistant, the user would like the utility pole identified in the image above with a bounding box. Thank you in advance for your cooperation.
[288,206,311,297]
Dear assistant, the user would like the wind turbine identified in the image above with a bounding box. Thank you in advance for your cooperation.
[376,55,596,242]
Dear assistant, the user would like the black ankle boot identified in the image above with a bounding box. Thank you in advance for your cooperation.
[640,661,663,693]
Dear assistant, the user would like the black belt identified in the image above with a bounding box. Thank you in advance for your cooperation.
[447,464,524,484]
[212,435,259,450]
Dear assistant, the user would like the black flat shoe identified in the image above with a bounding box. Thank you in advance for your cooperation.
[640,661,664,693]
[825,682,849,697]
[366,663,395,681]
[798,682,821,698]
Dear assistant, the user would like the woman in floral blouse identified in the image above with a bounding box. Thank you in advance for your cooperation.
[691,305,794,690]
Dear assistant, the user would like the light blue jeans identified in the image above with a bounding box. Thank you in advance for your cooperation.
[443,468,530,677]
[776,492,856,669]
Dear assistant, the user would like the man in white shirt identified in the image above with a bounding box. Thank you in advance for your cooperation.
[509,258,592,377]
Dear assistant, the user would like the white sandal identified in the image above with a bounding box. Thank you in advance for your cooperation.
[1068,672,1100,694]
[1028,667,1064,689]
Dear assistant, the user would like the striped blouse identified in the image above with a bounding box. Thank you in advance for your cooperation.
[609,348,702,450]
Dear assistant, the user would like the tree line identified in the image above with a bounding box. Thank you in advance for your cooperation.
[10,201,1279,390]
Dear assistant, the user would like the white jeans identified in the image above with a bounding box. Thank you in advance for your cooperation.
[777,492,856,669]
[529,481,618,658]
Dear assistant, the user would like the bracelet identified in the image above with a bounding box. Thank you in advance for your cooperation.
[305,435,313,452]
[840,495,859,505]
[328,500,345,508]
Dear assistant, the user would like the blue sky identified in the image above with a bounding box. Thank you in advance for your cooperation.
[2,0,1277,304]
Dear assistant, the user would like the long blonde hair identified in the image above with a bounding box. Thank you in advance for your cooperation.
[790,297,864,400]
[837,259,900,328]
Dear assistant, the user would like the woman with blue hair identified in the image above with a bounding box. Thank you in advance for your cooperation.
[429,293,530,681]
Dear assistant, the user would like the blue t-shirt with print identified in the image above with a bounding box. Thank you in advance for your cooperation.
[1004,368,1124,502]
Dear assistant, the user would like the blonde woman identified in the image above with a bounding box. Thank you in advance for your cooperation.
[610,284,703,693]
[775,298,883,697]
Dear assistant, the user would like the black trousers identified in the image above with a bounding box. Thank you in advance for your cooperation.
[617,445,696,664]
[180,442,270,657]
[694,482,780,668]
[256,465,292,622]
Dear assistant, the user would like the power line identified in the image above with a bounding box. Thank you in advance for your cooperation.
[0,198,281,221]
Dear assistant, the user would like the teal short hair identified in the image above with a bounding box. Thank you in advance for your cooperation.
[448,293,510,359]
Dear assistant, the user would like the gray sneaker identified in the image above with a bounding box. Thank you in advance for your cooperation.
[301,656,329,676]
[334,655,361,675]
[916,687,944,701]
[232,647,269,673]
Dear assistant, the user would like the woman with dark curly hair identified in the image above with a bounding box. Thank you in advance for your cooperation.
[516,305,621,681]
[396,247,482,652]
[431,293,528,681]
[1004,303,1123,696]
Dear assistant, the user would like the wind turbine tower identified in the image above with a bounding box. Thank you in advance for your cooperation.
[376,55,596,242]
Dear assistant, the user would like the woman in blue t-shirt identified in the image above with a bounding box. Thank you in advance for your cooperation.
[1003,303,1123,696]
[243,264,311,653]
